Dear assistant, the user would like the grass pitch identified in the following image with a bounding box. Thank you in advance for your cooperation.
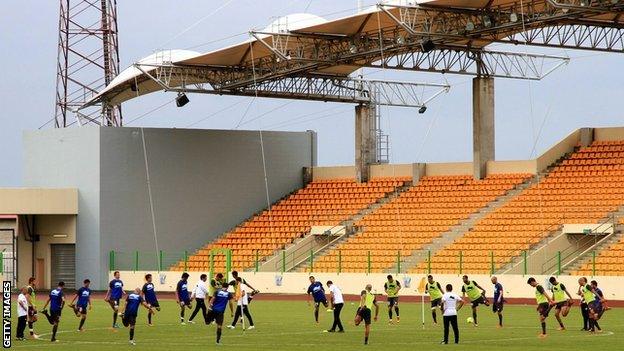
[13,299,623,350]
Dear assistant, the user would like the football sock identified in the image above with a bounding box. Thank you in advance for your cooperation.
[541,322,546,334]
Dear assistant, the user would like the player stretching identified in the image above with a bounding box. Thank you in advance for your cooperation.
[549,276,573,330]
[527,277,554,338]
[228,277,255,329]
[384,275,401,324]
[590,280,609,332]
[41,281,65,342]
[491,276,504,328]
[176,272,192,324]
[142,274,160,326]
[26,277,40,339]
[307,276,328,324]
[105,271,126,328]
[69,279,92,331]
[207,283,234,344]
[354,284,379,345]
[461,275,489,327]
[120,288,153,346]
[425,275,444,326]
[578,277,605,333]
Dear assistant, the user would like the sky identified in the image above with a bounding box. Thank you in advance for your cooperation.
[1,0,623,186]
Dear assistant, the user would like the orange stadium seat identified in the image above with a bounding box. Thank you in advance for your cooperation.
[309,174,531,273]
[172,177,411,272]
[416,140,624,274]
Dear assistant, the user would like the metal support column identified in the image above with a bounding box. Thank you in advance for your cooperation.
[472,73,495,180]
[355,104,376,183]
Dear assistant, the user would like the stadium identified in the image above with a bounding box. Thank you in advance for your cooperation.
[1,0,624,349]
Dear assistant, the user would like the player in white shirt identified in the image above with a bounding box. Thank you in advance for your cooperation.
[441,284,464,345]
[188,274,210,324]
[17,287,29,340]
[227,277,255,330]
[325,281,345,332]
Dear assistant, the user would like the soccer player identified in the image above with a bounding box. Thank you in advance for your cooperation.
[141,274,160,326]
[580,278,606,333]
[105,271,126,328]
[176,272,192,324]
[425,275,444,325]
[189,274,209,324]
[440,284,464,344]
[549,276,573,330]
[307,276,328,324]
[354,284,379,345]
[228,277,255,329]
[527,277,554,338]
[17,286,29,341]
[26,277,40,339]
[491,276,504,327]
[210,273,225,295]
[120,287,153,346]
[326,280,344,333]
[69,279,92,331]
[207,282,234,344]
[461,275,489,327]
[384,275,401,323]
[41,281,65,342]
[230,271,258,303]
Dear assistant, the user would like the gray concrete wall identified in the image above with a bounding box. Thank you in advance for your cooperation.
[23,127,101,288]
[24,127,315,289]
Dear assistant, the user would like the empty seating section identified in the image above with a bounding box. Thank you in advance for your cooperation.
[417,140,624,274]
[575,235,624,276]
[311,174,530,273]
[174,177,409,272]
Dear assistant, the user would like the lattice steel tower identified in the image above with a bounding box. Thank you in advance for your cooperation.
[55,0,122,127]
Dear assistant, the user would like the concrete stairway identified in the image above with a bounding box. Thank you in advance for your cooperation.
[500,206,624,275]
[561,207,624,274]
[254,183,414,272]
[390,175,540,273]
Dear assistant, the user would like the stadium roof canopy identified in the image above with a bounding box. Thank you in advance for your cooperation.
[85,0,624,108]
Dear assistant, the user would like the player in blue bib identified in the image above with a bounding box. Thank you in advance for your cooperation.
[176,272,192,324]
[41,281,65,342]
[142,274,160,326]
[306,276,328,324]
[121,288,153,346]
[207,282,234,344]
[105,271,126,328]
[69,279,92,331]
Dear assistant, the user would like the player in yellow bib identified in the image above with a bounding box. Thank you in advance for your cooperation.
[354,284,379,345]
[549,276,573,330]
[425,275,444,325]
[461,275,489,327]
[384,275,401,324]
[578,277,606,333]
[26,277,40,339]
[527,277,554,338]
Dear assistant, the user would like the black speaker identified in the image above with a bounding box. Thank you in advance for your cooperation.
[421,40,435,53]
[176,93,190,107]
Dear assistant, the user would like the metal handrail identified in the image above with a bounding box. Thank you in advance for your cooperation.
[499,220,564,274]
[541,215,615,275]
[287,222,355,271]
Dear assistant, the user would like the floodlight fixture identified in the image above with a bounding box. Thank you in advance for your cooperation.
[176,92,190,107]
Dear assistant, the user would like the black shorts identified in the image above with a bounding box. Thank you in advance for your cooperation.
[147,300,160,310]
[470,296,488,308]
[388,297,399,307]
[589,301,603,315]
[180,299,191,307]
[77,305,88,315]
[492,302,504,313]
[555,301,570,310]
[431,298,442,309]
[28,306,37,318]
[206,311,225,325]
[109,298,121,308]
[314,299,328,308]
[357,307,372,325]
[538,303,551,317]
[50,309,62,323]
[122,314,137,327]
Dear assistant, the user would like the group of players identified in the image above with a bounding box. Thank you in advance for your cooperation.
[306,274,611,345]
[16,271,611,346]
[16,270,259,345]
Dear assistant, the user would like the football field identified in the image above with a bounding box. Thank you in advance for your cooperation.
[13,299,623,350]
